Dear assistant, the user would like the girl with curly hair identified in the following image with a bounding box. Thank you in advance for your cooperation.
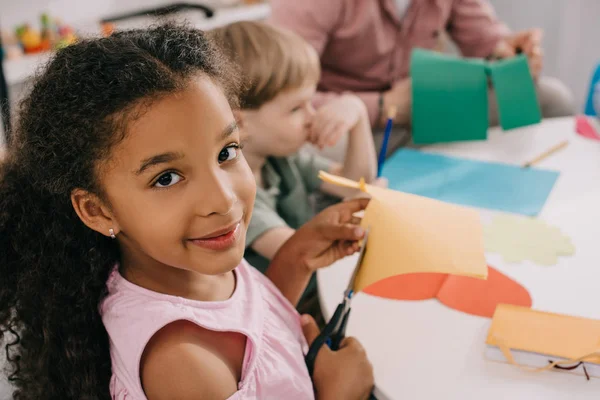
[0,24,373,399]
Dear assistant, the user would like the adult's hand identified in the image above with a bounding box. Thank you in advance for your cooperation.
[493,29,544,78]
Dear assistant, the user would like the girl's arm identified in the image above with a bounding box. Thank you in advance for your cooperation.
[266,198,368,306]
[141,320,238,400]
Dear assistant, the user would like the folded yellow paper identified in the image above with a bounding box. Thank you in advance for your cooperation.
[486,304,600,371]
[319,171,487,292]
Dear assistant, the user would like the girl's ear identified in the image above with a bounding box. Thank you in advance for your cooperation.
[71,189,120,238]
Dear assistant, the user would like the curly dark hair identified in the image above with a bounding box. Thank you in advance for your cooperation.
[0,23,239,399]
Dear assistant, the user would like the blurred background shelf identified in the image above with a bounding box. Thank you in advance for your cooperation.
[2,2,271,86]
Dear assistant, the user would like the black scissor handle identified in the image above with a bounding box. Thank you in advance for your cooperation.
[329,308,351,350]
[304,302,345,376]
[304,304,377,399]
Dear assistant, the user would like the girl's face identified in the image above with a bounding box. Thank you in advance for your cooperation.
[89,77,255,278]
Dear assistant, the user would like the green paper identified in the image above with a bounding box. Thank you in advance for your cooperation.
[411,49,489,144]
[488,55,542,130]
[410,50,542,144]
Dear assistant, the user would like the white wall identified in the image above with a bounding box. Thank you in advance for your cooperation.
[488,0,600,111]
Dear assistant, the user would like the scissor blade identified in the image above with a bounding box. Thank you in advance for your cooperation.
[346,228,370,294]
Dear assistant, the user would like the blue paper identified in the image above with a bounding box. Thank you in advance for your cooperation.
[382,149,559,216]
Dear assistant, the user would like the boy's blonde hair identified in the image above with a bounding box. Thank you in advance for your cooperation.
[209,21,320,109]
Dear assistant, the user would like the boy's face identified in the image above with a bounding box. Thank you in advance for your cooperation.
[90,77,256,280]
[242,83,317,157]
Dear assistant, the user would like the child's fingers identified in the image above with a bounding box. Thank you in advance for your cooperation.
[318,120,340,148]
[309,131,321,146]
[339,336,365,352]
[312,111,333,135]
[308,125,319,144]
[310,121,329,147]
[350,215,362,225]
[321,121,346,148]
[372,177,388,188]
[327,127,346,146]
[321,223,364,242]
[307,242,356,270]
[301,314,325,347]
[343,240,361,255]
[338,198,370,216]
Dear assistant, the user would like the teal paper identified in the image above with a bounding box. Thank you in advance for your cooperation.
[410,50,542,144]
[488,55,542,130]
[381,149,559,216]
[411,49,489,144]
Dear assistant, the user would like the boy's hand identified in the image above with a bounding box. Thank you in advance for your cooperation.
[309,94,368,149]
[302,314,375,400]
[382,78,412,126]
[371,177,388,188]
[342,178,387,201]
[281,198,369,271]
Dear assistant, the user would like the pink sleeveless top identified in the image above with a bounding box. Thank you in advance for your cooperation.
[101,261,315,399]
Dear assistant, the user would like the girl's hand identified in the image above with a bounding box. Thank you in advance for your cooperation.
[302,314,375,400]
[282,198,369,271]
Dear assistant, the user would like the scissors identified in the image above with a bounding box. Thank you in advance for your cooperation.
[304,227,371,374]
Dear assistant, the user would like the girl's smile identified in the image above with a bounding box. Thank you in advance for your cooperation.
[188,220,242,251]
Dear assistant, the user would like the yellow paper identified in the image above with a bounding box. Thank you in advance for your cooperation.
[319,172,487,292]
[484,214,575,265]
[487,304,600,366]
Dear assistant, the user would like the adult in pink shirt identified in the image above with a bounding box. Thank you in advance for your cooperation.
[269,0,574,151]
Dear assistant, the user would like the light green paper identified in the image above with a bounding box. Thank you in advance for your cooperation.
[487,55,542,130]
[483,214,575,265]
[411,49,489,144]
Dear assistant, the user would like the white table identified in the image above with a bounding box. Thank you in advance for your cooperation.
[317,117,600,400]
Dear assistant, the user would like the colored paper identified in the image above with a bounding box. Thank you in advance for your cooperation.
[484,214,575,265]
[410,50,542,144]
[575,115,600,141]
[318,171,488,293]
[411,49,489,144]
[364,273,447,301]
[488,55,542,130]
[364,266,531,318]
[486,305,600,376]
[381,149,560,216]
[437,266,531,318]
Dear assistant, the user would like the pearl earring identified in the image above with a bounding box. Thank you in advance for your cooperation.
[109,228,116,239]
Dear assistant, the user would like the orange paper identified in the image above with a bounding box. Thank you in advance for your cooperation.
[363,273,447,300]
[487,304,600,367]
[319,172,488,292]
[364,266,531,318]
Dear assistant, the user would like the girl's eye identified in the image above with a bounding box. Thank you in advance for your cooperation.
[291,106,301,113]
[154,172,182,188]
[218,145,240,164]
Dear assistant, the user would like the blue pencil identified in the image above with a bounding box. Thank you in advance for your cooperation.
[377,106,396,177]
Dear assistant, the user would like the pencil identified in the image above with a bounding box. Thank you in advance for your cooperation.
[522,140,568,168]
[377,105,397,177]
